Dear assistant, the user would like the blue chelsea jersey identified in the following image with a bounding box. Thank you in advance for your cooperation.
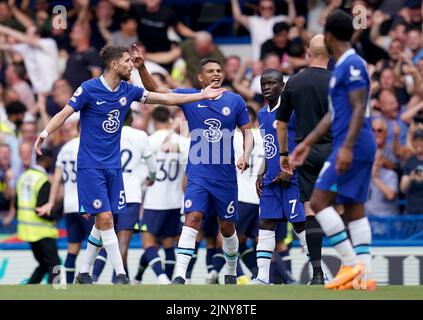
[173,89,250,182]
[67,76,146,169]
[328,49,376,162]
[258,103,296,186]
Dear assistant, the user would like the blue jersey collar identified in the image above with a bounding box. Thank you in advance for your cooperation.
[335,48,356,68]
[267,96,281,113]
[100,74,121,92]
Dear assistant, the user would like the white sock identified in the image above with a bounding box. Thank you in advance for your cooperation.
[294,230,309,258]
[349,217,372,277]
[101,228,125,275]
[256,229,275,283]
[80,226,102,273]
[316,207,356,266]
[222,232,239,276]
[174,226,198,280]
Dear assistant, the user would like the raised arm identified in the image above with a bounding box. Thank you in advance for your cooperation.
[9,2,35,30]
[237,122,254,173]
[35,105,75,155]
[145,85,225,105]
[0,24,39,47]
[231,0,250,30]
[109,0,130,11]
[285,0,297,24]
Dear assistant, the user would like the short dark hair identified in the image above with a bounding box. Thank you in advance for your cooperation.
[324,9,354,42]
[152,106,170,123]
[36,148,53,163]
[5,101,27,115]
[197,58,222,74]
[273,22,290,35]
[100,45,129,70]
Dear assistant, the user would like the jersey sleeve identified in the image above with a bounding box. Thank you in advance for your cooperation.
[344,59,369,92]
[277,80,293,122]
[67,85,89,112]
[236,97,250,128]
[129,83,148,104]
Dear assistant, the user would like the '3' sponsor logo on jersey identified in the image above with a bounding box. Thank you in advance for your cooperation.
[263,134,277,159]
[102,109,120,133]
[203,118,222,142]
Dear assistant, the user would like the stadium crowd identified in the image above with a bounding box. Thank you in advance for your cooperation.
[0,0,423,284]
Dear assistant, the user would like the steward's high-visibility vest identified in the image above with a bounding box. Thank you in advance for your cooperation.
[16,168,58,242]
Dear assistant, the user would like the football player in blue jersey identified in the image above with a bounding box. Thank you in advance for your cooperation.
[252,69,309,284]
[34,45,226,285]
[292,10,376,290]
[137,47,254,285]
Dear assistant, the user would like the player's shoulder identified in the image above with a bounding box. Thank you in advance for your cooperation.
[122,126,148,139]
[173,87,199,94]
[258,105,268,117]
[62,137,80,149]
[223,91,243,101]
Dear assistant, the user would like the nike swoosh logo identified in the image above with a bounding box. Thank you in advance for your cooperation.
[118,205,125,210]
[259,124,264,129]
[290,213,299,220]
[224,214,234,219]
[197,104,208,108]
[96,101,106,105]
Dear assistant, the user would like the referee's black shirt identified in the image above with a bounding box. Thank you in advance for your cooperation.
[276,67,332,144]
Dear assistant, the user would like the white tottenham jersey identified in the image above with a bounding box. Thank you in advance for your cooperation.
[56,137,79,213]
[143,129,189,210]
[234,128,265,205]
[121,126,153,203]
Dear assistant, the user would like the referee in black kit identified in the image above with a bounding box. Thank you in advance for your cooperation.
[276,34,332,285]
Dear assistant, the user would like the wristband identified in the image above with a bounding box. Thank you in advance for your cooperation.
[279,151,289,156]
[40,130,48,139]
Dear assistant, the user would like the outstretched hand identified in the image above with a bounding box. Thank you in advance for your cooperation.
[202,84,226,100]
[34,135,45,156]
[291,142,310,168]
[131,43,145,69]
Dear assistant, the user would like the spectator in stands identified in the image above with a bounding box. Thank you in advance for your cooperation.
[375,68,411,106]
[231,0,296,61]
[0,143,15,217]
[406,28,423,65]
[90,0,120,51]
[4,63,35,113]
[370,11,409,52]
[180,31,226,88]
[0,0,24,31]
[0,24,60,95]
[260,22,292,60]
[111,0,195,53]
[1,101,26,137]
[62,22,102,90]
[109,14,139,47]
[222,55,241,91]
[366,119,400,217]
[20,121,37,146]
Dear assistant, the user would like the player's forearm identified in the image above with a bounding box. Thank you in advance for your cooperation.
[43,105,75,136]
[400,175,412,193]
[303,112,331,146]
[242,126,254,160]
[138,65,161,92]
[276,120,289,153]
[148,92,207,106]
[286,0,297,24]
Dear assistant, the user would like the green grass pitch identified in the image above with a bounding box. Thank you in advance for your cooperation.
[0,285,422,300]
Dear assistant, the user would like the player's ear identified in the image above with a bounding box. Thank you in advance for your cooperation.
[111,60,118,71]
[197,73,203,84]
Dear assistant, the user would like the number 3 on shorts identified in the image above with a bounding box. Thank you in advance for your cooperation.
[119,190,126,206]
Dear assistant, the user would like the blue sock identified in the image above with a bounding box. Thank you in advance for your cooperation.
[236,260,244,276]
[164,247,176,280]
[239,243,257,277]
[111,265,128,284]
[92,248,107,282]
[64,253,77,284]
[273,251,295,284]
[135,253,149,282]
[206,248,216,273]
[186,242,200,279]
[144,246,164,277]
[213,248,226,272]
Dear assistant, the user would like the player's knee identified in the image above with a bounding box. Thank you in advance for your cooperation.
[258,219,276,231]
[292,221,305,234]
[310,198,325,214]
[184,213,202,229]
[220,222,235,238]
[96,212,114,230]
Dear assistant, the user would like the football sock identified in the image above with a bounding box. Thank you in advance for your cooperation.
[64,253,77,284]
[134,253,149,281]
[306,215,324,275]
[279,249,292,272]
[222,232,239,276]
[164,247,176,279]
[101,228,125,275]
[213,248,226,272]
[92,248,107,282]
[239,243,257,276]
[174,226,198,279]
[206,248,217,273]
[236,260,244,276]
[256,229,275,283]
[144,246,165,277]
[349,217,372,277]
[80,226,102,274]
[186,242,200,279]
[316,207,356,266]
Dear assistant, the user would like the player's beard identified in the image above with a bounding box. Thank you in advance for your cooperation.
[120,71,131,81]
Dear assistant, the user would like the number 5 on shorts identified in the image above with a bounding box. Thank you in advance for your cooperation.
[119,190,126,206]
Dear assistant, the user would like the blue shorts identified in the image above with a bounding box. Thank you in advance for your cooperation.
[201,212,219,238]
[114,203,140,232]
[184,176,238,222]
[141,208,182,238]
[315,150,373,204]
[236,202,259,238]
[77,168,126,215]
[65,212,94,243]
[259,181,306,223]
